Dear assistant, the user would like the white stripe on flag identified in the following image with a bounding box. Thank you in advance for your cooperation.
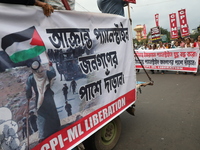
[5,39,35,56]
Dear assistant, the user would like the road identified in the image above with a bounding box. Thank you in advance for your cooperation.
[114,70,200,150]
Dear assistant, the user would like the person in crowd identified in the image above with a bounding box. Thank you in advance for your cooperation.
[167,43,172,49]
[29,111,38,133]
[97,0,127,16]
[65,101,72,116]
[152,43,158,50]
[178,36,185,48]
[184,37,193,48]
[148,44,152,50]
[172,40,181,74]
[144,43,149,50]
[26,61,61,142]
[193,35,200,75]
[0,0,54,16]
[173,40,181,48]
[194,35,200,48]
[158,41,166,49]
[62,83,69,101]
[150,43,158,74]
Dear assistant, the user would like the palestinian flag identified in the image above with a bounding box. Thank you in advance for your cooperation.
[1,26,45,63]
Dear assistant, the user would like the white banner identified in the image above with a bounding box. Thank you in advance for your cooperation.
[0,4,136,150]
[135,48,199,72]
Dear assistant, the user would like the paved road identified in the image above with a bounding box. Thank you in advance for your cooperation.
[114,70,200,150]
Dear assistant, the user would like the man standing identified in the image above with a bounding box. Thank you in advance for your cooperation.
[97,0,127,16]
[62,83,69,101]
[70,79,77,94]
[29,111,38,133]
[65,101,72,116]
[26,61,60,142]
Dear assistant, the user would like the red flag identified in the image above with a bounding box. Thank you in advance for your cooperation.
[169,13,178,39]
[155,14,159,27]
[178,9,190,37]
[142,24,147,39]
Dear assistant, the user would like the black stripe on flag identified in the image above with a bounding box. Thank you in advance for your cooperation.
[1,26,35,50]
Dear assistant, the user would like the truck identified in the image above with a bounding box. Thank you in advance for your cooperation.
[0,2,151,150]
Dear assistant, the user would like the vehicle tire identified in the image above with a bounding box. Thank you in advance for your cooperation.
[84,116,121,150]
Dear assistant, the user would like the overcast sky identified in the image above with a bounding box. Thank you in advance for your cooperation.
[75,0,200,37]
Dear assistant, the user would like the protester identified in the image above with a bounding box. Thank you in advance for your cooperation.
[148,44,152,50]
[178,36,185,48]
[97,0,127,16]
[172,40,181,74]
[26,61,61,142]
[184,37,193,48]
[158,41,166,49]
[193,35,200,48]
[193,35,200,75]
[173,40,181,48]
[0,0,54,17]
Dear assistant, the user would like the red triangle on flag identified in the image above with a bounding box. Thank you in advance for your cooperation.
[30,30,45,46]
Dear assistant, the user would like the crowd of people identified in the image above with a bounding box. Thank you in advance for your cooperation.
[136,35,200,50]
[135,35,200,75]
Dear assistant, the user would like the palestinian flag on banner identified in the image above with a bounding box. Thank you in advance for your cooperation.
[1,26,45,63]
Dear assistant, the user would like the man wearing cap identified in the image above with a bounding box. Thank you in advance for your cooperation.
[26,61,60,142]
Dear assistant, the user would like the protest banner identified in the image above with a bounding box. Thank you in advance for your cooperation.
[178,9,190,37]
[169,13,179,39]
[135,48,199,72]
[151,26,161,43]
[142,24,147,39]
[155,13,159,27]
[0,4,136,150]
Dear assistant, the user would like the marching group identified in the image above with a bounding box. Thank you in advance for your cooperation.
[135,35,200,75]
[136,35,200,50]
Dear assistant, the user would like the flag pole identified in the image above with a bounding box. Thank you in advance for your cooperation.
[128,3,132,25]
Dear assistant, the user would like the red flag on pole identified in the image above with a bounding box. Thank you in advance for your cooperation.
[155,13,159,27]
[142,24,147,39]
[169,13,178,39]
[178,9,190,37]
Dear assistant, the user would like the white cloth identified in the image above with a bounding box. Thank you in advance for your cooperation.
[33,72,49,109]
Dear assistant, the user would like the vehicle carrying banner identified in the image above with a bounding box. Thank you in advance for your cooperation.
[0,3,136,150]
[135,48,199,72]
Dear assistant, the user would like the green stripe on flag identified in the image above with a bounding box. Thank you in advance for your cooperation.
[10,46,45,63]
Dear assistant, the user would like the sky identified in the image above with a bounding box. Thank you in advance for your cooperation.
[75,0,200,37]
